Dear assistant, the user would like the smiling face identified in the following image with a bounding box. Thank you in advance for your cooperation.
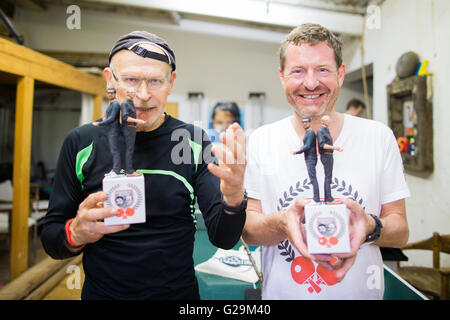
[104,43,176,132]
[279,42,345,119]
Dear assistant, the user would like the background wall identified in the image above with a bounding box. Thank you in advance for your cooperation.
[10,4,291,175]
[13,4,291,127]
[344,0,449,267]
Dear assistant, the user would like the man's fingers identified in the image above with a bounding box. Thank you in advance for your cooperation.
[293,197,310,211]
[335,256,356,283]
[291,238,311,261]
[211,143,235,166]
[310,253,334,263]
[207,162,231,180]
[342,198,363,218]
[317,260,334,272]
[84,207,119,222]
[79,191,107,210]
[221,123,245,145]
[219,124,246,165]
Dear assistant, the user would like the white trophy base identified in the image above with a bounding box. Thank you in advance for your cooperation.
[103,173,146,226]
[305,203,350,254]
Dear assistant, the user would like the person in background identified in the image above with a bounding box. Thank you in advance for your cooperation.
[208,101,241,143]
[345,98,366,117]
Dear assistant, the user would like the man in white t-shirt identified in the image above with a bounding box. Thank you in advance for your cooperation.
[242,23,410,300]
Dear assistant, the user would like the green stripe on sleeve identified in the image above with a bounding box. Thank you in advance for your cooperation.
[75,141,93,189]
[188,139,202,174]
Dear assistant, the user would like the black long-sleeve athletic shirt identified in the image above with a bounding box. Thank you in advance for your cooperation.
[40,113,246,300]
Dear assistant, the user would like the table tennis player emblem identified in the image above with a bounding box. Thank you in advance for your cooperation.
[113,189,136,219]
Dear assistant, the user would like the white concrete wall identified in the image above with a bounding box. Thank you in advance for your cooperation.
[13,4,291,131]
[344,0,450,267]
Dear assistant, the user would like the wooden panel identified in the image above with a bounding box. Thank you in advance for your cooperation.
[166,102,178,118]
[0,256,81,300]
[10,76,34,280]
[93,94,103,121]
[0,37,107,279]
[42,262,85,300]
[0,38,106,96]
[27,256,83,300]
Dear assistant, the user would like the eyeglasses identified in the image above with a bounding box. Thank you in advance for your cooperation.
[111,71,170,91]
[285,67,337,80]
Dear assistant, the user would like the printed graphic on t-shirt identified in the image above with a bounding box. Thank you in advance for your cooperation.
[276,176,365,294]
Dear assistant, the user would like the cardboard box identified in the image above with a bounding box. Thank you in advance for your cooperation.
[103,174,146,226]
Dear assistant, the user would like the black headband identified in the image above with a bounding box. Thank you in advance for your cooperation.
[130,45,170,65]
[108,31,176,71]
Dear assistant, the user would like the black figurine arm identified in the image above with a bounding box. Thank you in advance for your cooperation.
[295,130,315,154]
[96,102,120,126]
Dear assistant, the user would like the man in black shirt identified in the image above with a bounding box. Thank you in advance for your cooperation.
[292,116,320,203]
[317,115,343,203]
[41,31,247,300]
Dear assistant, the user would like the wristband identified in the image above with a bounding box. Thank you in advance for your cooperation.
[364,214,383,243]
[222,190,248,214]
[65,218,85,249]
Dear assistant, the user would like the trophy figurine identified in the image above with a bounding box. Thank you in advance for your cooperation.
[93,89,146,226]
[293,115,350,254]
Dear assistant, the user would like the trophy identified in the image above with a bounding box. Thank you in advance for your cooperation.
[94,89,146,226]
[294,115,350,254]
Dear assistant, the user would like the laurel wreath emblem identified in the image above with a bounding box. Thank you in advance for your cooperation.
[330,177,364,209]
[277,179,311,211]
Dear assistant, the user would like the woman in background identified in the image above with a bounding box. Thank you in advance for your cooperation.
[208,101,241,143]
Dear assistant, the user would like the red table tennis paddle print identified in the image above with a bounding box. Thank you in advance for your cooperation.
[291,257,322,293]
[316,264,337,286]
[279,239,339,294]
[116,208,135,219]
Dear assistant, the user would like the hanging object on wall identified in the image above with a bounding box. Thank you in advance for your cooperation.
[387,75,433,174]
[246,92,265,131]
[416,59,433,76]
[396,51,419,79]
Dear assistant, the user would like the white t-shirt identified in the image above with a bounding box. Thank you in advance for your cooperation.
[244,114,410,300]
